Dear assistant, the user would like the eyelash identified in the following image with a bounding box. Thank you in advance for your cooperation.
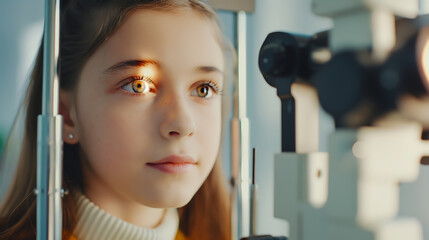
[120,76,223,97]
[200,80,222,95]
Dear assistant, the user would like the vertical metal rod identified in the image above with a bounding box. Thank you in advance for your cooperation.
[249,148,258,236]
[37,0,63,239]
[233,10,251,239]
[41,1,59,116]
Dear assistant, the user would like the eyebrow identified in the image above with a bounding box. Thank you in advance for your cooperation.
[195,66,223,75]
[103,59,160,74]
[103,59,223,75]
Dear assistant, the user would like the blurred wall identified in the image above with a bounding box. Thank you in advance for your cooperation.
[422,0,429,14]
[0,0,44,152]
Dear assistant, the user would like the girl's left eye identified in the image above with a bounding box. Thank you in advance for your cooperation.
[190,81,219,98]
[121,77,152,94]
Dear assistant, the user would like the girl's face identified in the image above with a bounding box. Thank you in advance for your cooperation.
[64,9,224,208]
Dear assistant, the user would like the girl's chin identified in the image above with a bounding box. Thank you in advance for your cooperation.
[141,192,196,209]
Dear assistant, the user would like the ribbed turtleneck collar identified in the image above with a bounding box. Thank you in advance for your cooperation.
[73,192,179,240]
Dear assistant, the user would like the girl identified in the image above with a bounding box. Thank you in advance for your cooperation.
[0,0,233,239]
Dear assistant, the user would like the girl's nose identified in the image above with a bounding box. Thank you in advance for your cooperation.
[159,95,196,140]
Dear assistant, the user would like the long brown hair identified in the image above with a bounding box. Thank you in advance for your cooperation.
[0,1,232,239]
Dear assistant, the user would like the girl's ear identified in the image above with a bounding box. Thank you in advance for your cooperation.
[59,90,79,144]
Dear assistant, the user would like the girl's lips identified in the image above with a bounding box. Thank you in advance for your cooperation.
[147,155,196,174]
[147,162,195,174]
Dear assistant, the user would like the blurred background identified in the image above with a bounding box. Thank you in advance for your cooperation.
[1,0,429,238]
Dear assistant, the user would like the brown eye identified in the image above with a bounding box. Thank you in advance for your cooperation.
[191,82,217,98]
[196,85,209,97]
[132,80,149,93]
[122,79,151,94]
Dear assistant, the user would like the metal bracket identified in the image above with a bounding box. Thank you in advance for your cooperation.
[207,0,255,12]
[34,188,69,197]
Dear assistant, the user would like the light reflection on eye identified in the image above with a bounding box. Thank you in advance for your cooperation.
[193,85,212,98]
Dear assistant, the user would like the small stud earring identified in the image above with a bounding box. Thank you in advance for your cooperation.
[68,133,74,139]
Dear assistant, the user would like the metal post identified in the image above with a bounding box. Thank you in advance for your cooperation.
[36,0,63,239]
[232,10,251,239]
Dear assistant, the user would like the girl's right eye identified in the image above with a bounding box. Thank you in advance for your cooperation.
[121,77,155,95]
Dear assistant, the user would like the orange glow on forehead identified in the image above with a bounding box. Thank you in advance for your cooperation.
[138,64,158,79]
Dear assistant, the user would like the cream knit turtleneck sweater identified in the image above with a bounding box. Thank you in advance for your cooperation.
[73,192,179,240]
